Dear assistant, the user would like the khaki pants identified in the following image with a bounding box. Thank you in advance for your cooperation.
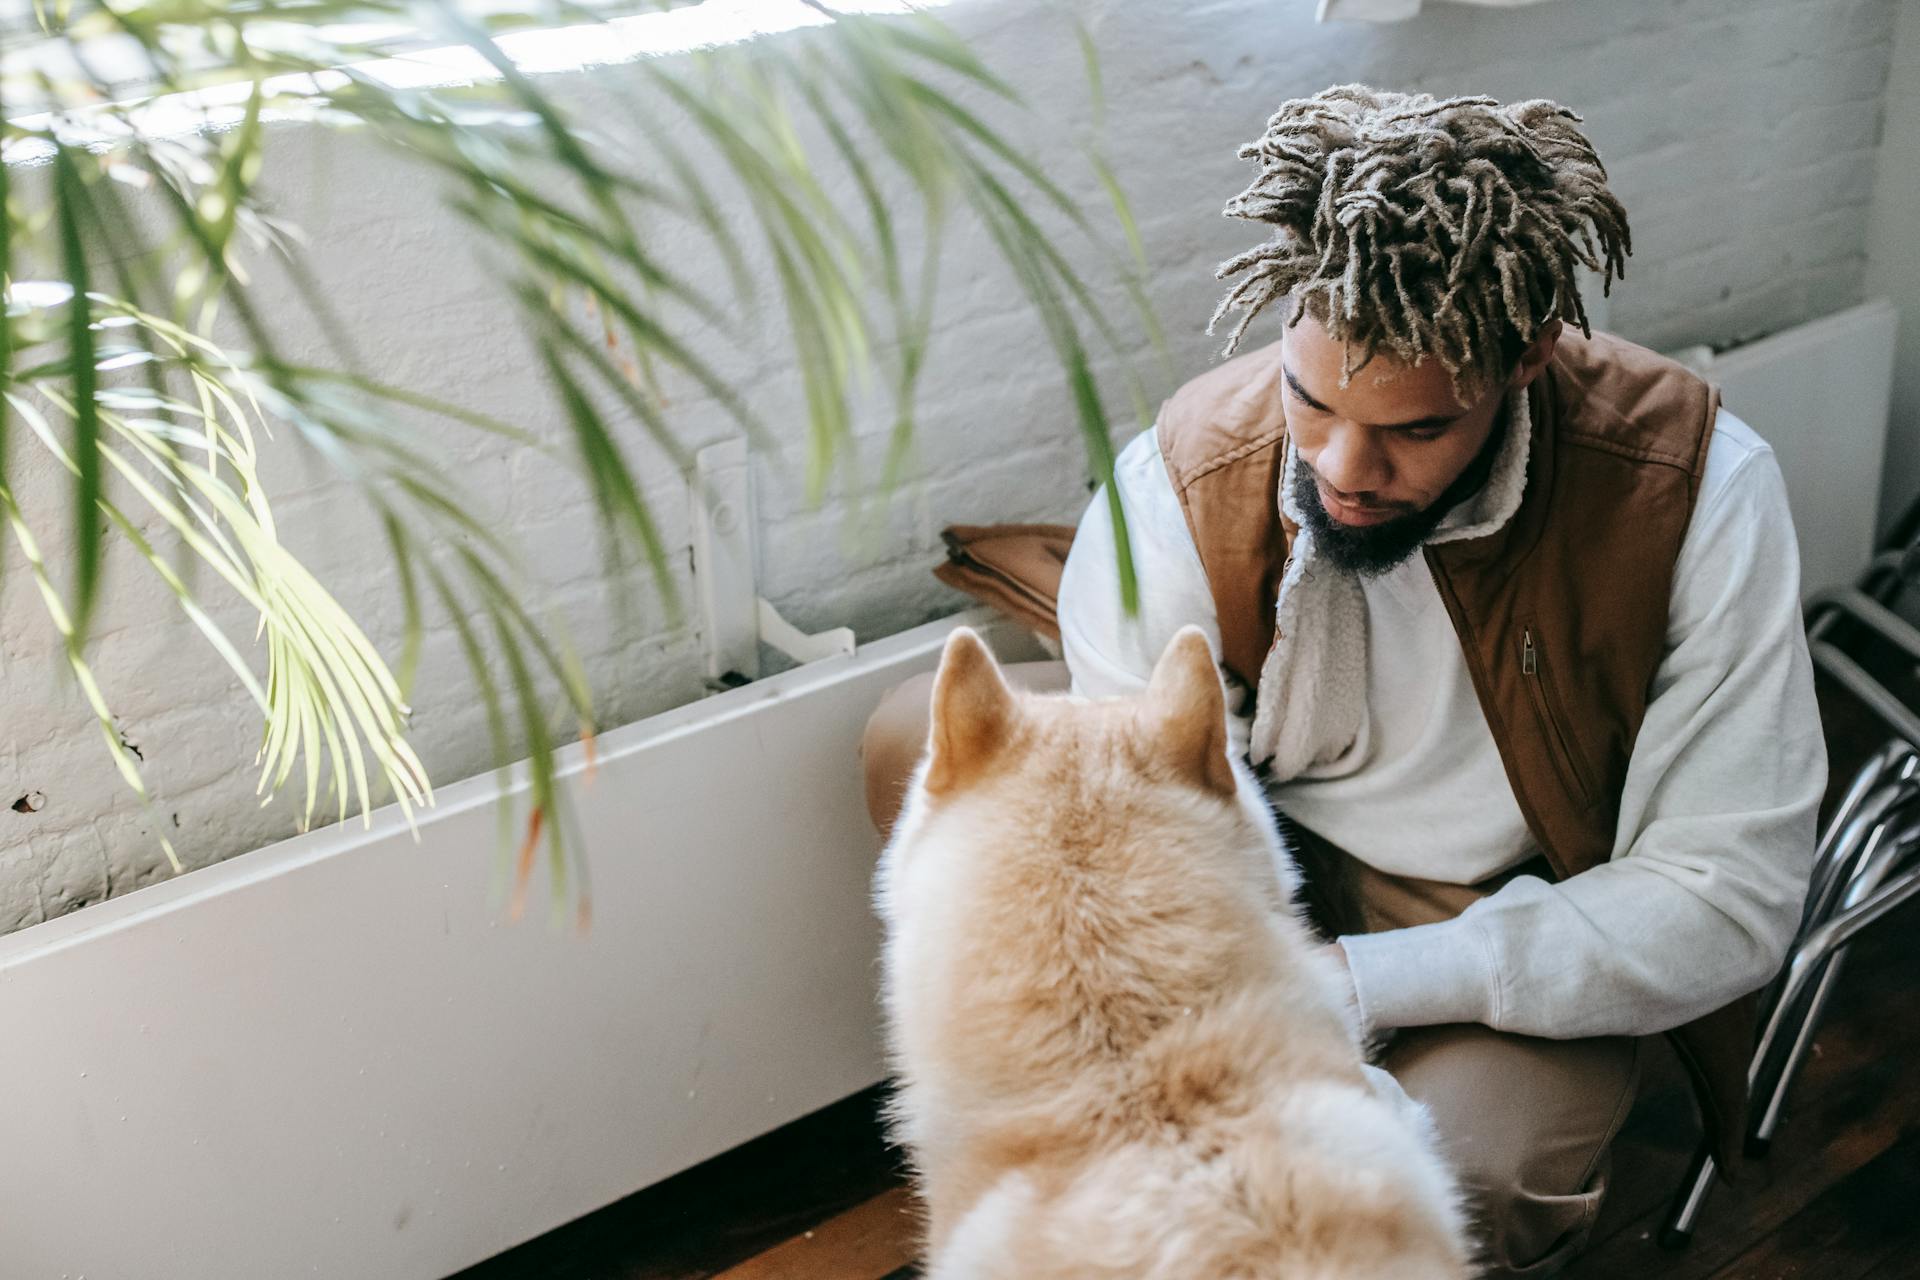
[861,661,1638,1280]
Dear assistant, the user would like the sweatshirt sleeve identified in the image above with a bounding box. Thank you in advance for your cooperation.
[1058,427,1260,762]
[1059,429,1222,693]
[1339,412,1825,1039]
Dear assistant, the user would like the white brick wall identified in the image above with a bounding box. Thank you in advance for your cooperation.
[0,0,1897,932]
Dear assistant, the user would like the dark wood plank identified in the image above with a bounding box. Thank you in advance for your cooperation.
[1858,1233,1920,1280]
[1705,1129,1920,1279]
[708,1187,918,1280]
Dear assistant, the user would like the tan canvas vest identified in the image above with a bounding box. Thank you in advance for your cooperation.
[1154,327,1753,1172]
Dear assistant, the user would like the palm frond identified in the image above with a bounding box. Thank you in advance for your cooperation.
[1,0,1162,917]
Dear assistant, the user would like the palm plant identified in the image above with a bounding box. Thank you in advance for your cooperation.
[0,0,1160,921]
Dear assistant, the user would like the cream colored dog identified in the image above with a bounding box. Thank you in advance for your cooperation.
[874,625,1474,1279]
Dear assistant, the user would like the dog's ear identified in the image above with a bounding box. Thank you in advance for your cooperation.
[923,627,1017,796]
[1143,626,1236,797]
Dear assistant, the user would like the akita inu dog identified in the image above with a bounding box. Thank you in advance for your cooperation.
[874,625,1473,1279]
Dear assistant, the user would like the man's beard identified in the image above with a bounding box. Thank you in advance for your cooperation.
[1292,405,1511,577]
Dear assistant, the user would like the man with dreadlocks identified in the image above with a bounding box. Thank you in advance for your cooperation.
[1060,85,1822,1274]
[861,86,1822,1275]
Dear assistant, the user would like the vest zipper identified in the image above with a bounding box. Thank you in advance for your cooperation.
[1520,626,1597,805]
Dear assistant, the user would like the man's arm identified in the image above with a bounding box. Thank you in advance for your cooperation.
[1338,411,1825,1039]
[1058,428,1225,700]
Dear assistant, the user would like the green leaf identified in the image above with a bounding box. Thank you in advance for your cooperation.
[52,143,102,648]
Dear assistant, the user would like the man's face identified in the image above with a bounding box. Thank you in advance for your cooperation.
[1280,309,1558,574]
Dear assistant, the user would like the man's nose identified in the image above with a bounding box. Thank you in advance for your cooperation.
[1312,424,1390,497]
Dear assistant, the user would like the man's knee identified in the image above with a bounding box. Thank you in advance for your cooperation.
[1383,1027,1639,1277]
[1451,1142,1613,1278]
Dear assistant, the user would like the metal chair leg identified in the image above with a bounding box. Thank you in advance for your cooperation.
[1749,825,1920,1152]
[1751,784,1912,1095]
[1811,643,1920,749]
[1748,947,1849,1157]
[1661,833,1920,1248]
[1746,863,1920,1145]
[1856,547,1916,604]
[1659,1142,1716,1250]
[1803,747,1916,926]
[1823,744,1913,843]
[1805,588,1920,666]
[1796,775,1916,951]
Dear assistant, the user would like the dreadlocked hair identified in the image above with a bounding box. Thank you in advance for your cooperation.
[1207,84,1630,391]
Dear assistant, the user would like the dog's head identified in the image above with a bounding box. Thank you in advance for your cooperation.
[874,625,1300,1064]
[924,622,1238,805]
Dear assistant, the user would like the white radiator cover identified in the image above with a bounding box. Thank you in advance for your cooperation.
[1669,298,1898,597]
[0,609,1036,1280]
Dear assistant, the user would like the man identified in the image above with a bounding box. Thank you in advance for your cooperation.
[862,85,1823,1277]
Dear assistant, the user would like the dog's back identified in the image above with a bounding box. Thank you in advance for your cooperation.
[875,626,1473,1279]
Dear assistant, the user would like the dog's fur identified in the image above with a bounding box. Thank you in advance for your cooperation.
[874,625,1474,1279]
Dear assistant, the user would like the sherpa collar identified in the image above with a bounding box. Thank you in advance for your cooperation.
[1248,385,1533,775]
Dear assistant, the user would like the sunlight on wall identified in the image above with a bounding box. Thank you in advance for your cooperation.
[6,0,958,155]
[346,0,959,83]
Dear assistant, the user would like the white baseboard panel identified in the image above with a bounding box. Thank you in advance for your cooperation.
[1671,298,1898,596]
[0,608,1034,1280]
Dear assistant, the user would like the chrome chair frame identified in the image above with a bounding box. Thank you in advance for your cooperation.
[1751,815,1920,1149]
[1659,566,1920,1248]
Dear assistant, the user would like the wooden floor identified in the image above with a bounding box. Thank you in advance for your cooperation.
[457,649,1920,1280]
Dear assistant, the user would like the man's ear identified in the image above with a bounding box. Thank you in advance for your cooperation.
[1508,317,1563,392]
[923,627,1017,796]
[1142,626,1236,798]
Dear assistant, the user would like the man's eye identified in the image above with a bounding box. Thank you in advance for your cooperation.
[1404,425,1450,442]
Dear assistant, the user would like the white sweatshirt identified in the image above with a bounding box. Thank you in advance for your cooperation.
[1057,406,1825,1041]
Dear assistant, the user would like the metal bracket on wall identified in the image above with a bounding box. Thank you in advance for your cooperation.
[690,438,856,690]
